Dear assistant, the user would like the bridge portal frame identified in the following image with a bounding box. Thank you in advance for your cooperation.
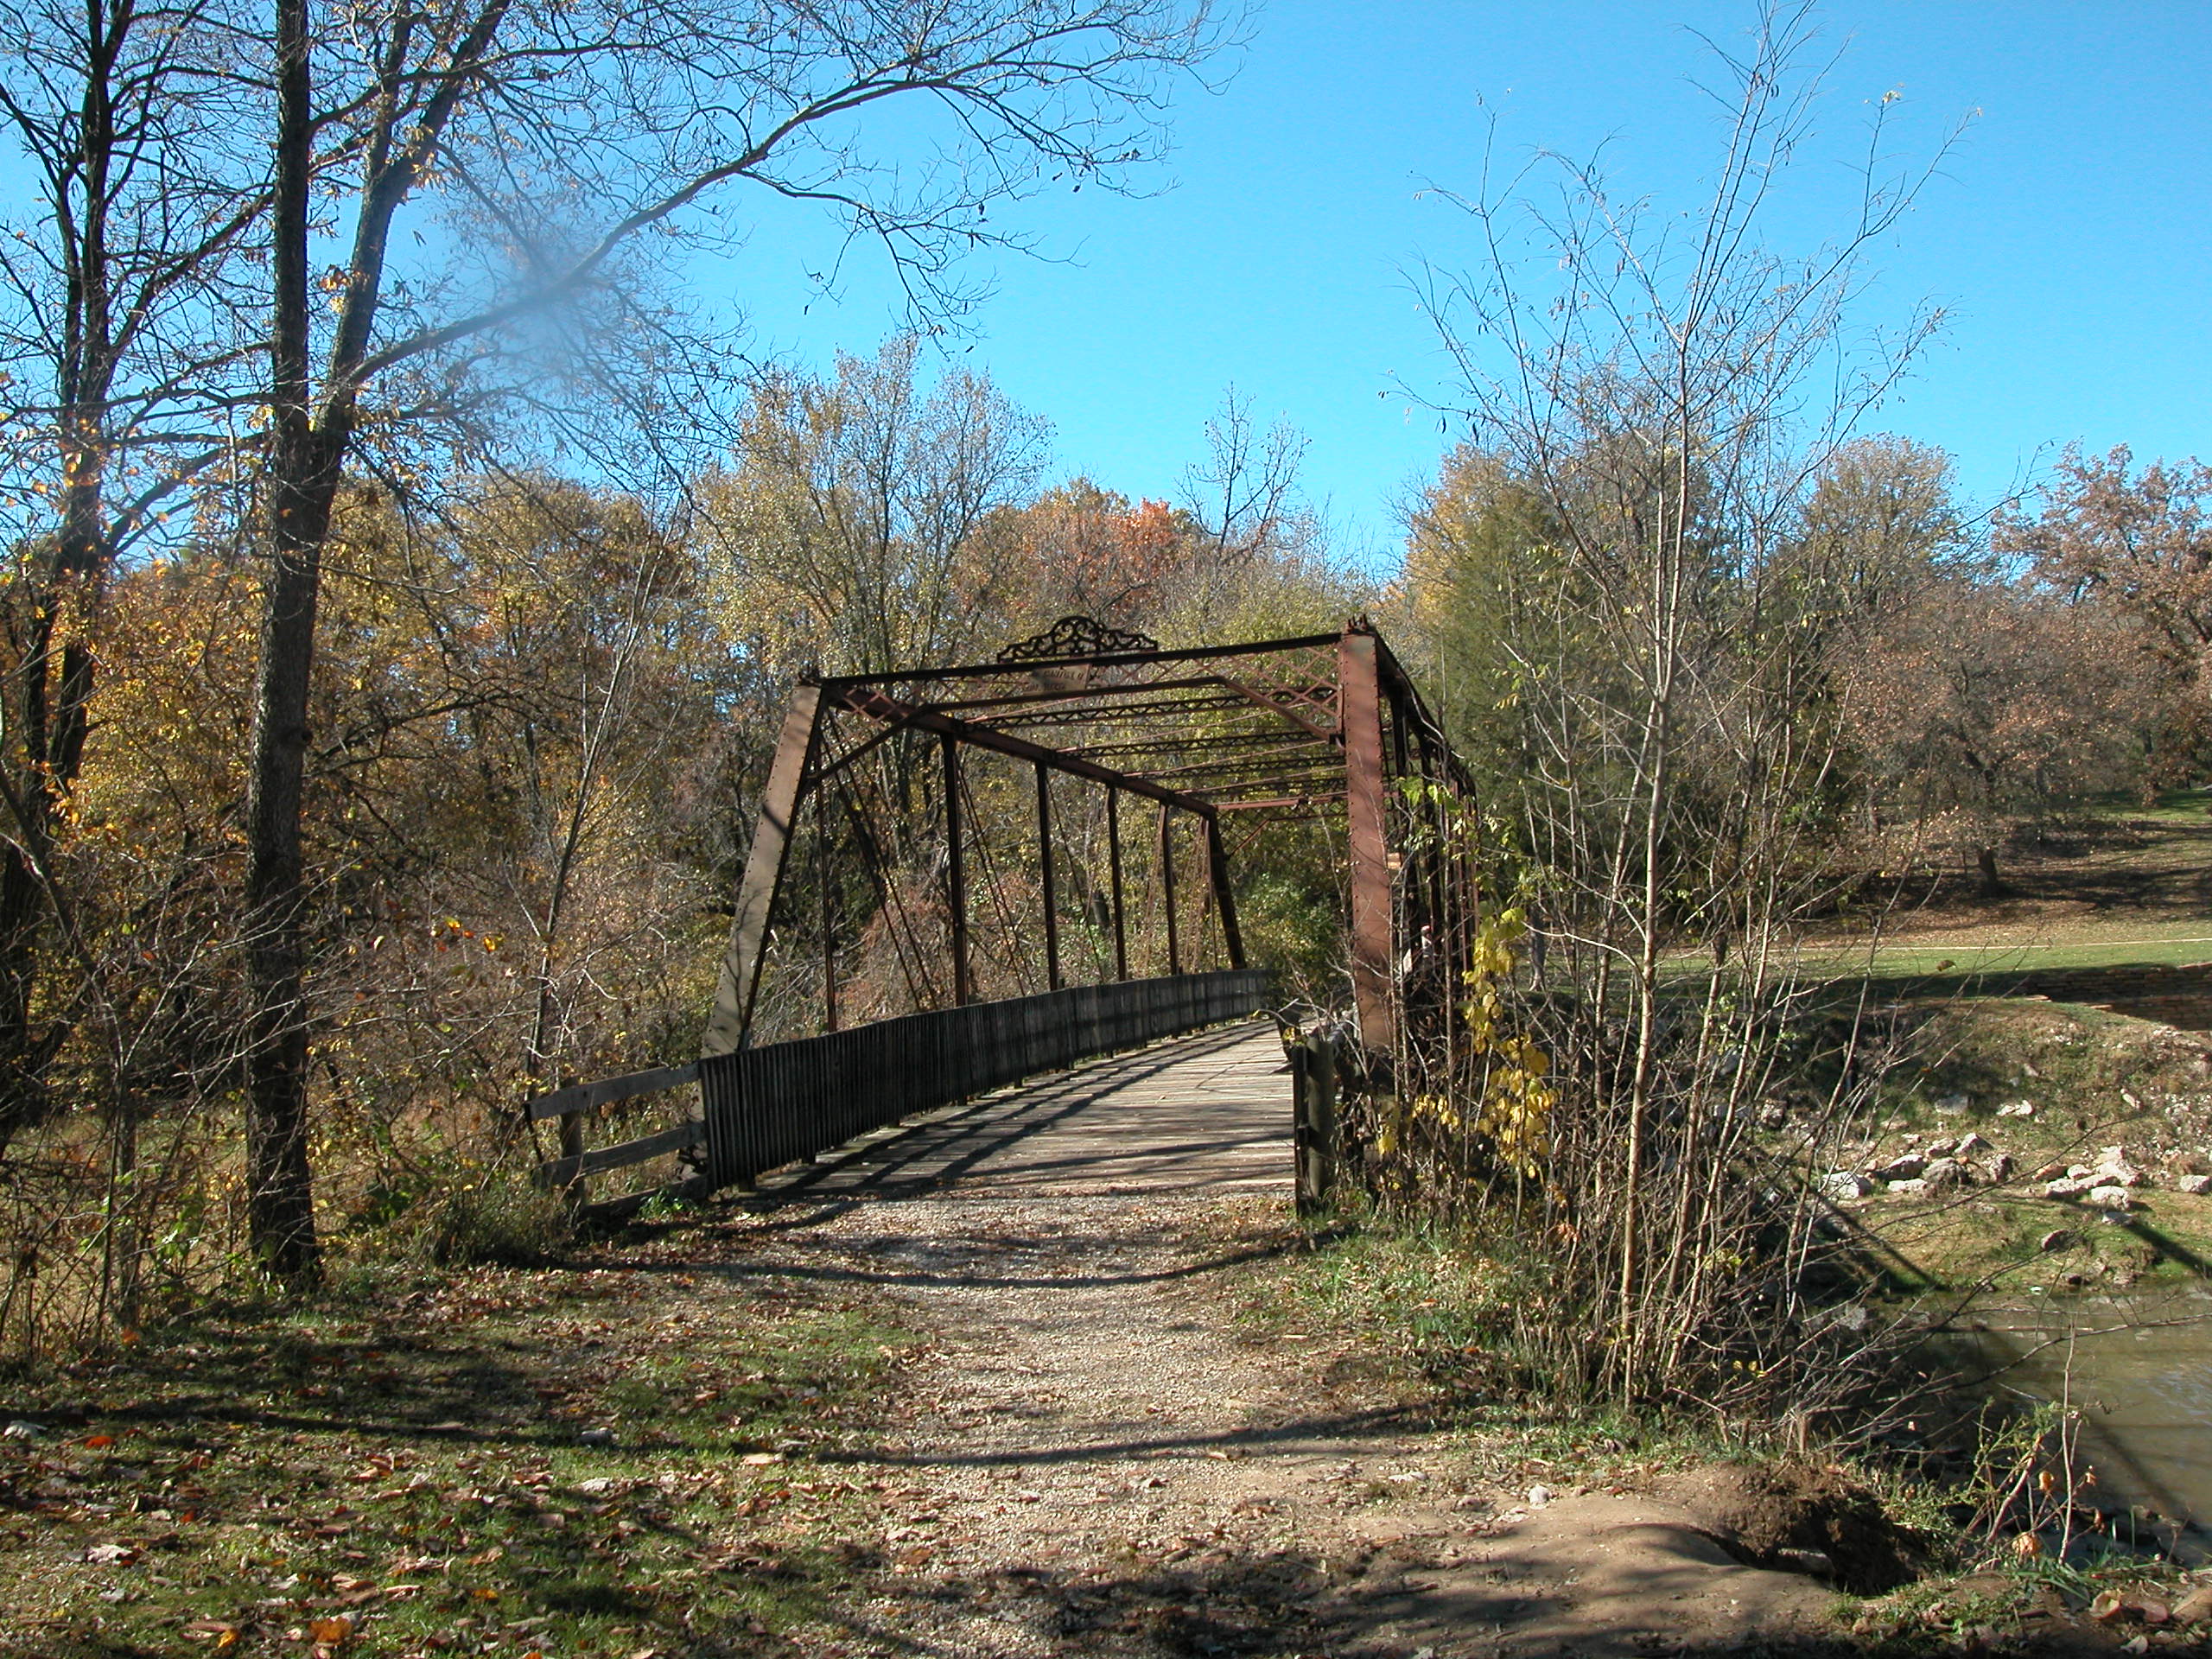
[702,616,1474,1063]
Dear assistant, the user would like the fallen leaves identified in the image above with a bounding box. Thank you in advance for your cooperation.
[0,1237,912,1657]
[2090,1588,2177,1626]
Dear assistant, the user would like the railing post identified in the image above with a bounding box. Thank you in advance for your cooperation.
[1292,1032,1338,1218]
[557,1100,587,1212]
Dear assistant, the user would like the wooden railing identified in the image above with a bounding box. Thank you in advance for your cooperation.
[528,969,1270,1198]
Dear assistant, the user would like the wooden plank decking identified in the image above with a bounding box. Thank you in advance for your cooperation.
[746,1019,1292,1202]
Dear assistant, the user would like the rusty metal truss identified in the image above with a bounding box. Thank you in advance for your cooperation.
[701,616,1477,1062]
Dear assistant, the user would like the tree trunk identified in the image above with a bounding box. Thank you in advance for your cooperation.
[238,0,327,1287]
[1976,843,2004,899]
[0,852,48,1150]
[240,483,334,1286]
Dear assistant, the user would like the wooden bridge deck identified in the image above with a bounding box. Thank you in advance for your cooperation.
[746,1019,1292,1203]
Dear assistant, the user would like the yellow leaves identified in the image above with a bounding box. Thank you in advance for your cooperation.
[1410,1091,1463,1133]
[1461,905,1554,1178]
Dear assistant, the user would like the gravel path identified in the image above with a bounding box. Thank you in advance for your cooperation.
[722,1027,1840,1657]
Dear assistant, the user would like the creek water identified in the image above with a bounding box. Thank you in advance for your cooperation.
[1962,1283,2212,1535]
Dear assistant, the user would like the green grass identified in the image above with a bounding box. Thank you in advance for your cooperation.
[1223,1205,1742,1481]
[0,1217,918,1657]
[1797,924,2212,988]
[2083,785,2212,825]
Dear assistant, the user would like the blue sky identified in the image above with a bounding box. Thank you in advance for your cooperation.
[721,2,2212,569]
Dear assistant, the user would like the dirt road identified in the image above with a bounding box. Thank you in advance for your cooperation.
[720,1027,1847,1656]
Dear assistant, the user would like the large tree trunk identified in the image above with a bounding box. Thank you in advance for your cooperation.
[238,0,327,1286]
[240,481,335,1285]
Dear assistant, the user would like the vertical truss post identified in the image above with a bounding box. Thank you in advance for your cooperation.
[1035,760,1061,992]
[1159,803,1181,976]
[1106,788,1128,982]
[1387,678,1444,986]
[702,684,823,1056]
[944,734,971,1007]
[1204,812,1247,970]
[1340,627,1396,1052]
[817,806,837,1033]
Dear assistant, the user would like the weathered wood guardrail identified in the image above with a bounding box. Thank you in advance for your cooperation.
[528,969,1270,1199]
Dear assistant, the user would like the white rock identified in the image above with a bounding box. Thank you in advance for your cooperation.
[1984,1153,2015,1184]
[1955,1133,1992,1158]
[2045,1178,2094,1199]
[1876,1154,1928,1181]
[2,1421,43,1442]
[1888,1178,1929,1196]
[2087,1185,2137,1209]
[2177,1173,2212,1196]
[1528,1484,1553,1507]
[1997,1099,2036,1117]
[1924,1137,1959,1157]
[1821,1171,1874,1200]
[1935,1094,1971,1116]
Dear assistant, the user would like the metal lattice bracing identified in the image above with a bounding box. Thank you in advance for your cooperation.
[701,617,1477,1067]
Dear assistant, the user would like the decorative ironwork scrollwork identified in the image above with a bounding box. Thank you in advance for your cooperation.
[995,615,1161,664]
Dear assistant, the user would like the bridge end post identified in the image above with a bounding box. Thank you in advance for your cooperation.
[702,684,823,1058]
[1339,626,1396,1055]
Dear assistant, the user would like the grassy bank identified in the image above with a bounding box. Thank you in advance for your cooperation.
[1832,995,2212,1294]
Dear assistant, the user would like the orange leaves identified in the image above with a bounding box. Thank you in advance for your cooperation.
[1006,480,1202,620]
